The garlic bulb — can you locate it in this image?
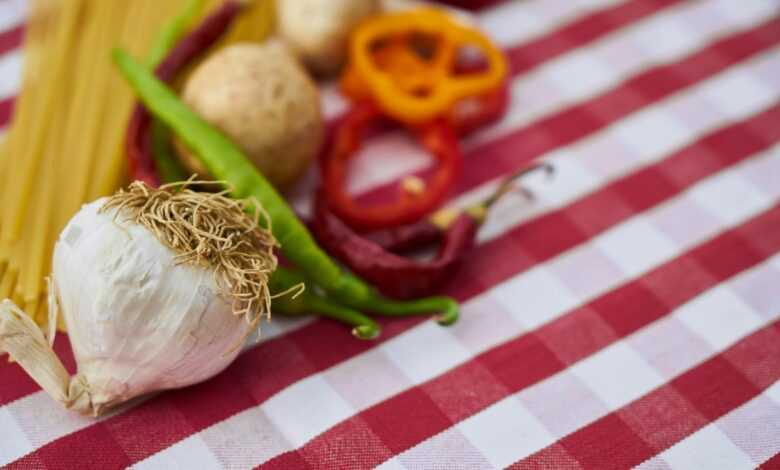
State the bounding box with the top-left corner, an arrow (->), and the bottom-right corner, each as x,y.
0,182 -> 278,416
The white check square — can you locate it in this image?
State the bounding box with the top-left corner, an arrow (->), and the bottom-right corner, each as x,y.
199,407 -> 291,469
594,216 -> 678,278
262,375 -> 355,447
687,171 -> 770,227
537,157 -> 599,208
0,407 -> 33,466
375,457 -> 410,470
571,341 -> 665,409
490,266 -> 579,330
381,321 -> 472,385
8,391 -> 95,447
633,15 -> 702,62
611,108 -> 691,162
458,397 -> 554,468
398,428 -> 495,470
661,425 -> 754,470
729,260 -> 780,321
675,287 -> 763,351
518,370 -> 609,439
478,1 -> 543,47
702,66 -> 779,121
765,380 -> 780,406
134,435 -> 222,470
544,51 -> 615,102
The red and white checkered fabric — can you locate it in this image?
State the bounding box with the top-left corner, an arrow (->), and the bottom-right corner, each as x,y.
1,0 -> 780,468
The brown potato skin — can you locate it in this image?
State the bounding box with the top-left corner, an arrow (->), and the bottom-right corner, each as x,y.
177,41 -> 324,191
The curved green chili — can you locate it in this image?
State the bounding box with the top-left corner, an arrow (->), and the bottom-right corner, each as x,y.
271,267 -> 380,339
145,0 -> 207,184
112,48 -> 459,325
151,120 -> 188,183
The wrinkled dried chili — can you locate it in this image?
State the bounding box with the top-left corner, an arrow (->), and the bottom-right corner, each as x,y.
312,163 -> 553,299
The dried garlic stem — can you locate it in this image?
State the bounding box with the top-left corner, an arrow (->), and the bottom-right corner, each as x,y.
0,300 -> 94,414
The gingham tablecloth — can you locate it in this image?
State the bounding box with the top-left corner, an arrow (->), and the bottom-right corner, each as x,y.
2,0 -> 780,468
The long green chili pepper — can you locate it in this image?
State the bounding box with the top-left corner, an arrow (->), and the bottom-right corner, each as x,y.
112,49 -> 459,325
151,121 -> 188,183
271,267 -> 380,339
145,0 -> 206,68
145,0 -> 206,184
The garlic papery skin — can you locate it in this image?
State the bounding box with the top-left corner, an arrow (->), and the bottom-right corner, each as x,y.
49,198 -> 248,414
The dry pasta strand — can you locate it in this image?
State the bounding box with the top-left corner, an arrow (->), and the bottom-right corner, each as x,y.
2,0 -> 82,243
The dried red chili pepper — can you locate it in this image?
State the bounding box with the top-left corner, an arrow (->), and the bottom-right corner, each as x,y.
366,217 -> 444,253
312,163 -> 553,299
125,1 -> 244,186
321,101 -> 463,231
369,162 -> 553,254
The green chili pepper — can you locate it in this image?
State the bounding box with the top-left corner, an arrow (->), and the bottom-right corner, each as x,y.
271,267 -> 380,339
144,0 -> 205,184
151,120 -> 188,183
112,48 -> 459,326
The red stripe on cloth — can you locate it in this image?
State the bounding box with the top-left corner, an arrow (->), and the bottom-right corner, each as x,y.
260,197 -> 780,469
0,24 -> 24,57
356,14 -> 780,209
512,319 -> 780,470
7,423 -> 132,470
761,452 -> 780,469
0,97 -> 15,128
13,66 -> 780,470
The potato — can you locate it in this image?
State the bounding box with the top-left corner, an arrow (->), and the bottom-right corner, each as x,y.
177,41 -> 323,191
277,0 -> 379,76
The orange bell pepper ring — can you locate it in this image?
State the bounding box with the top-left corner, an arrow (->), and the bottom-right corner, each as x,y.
341,7 -> 508,126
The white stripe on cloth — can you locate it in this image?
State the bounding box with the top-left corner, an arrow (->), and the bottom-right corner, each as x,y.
0,0 -> 25,36
0,49 -> 22,102
637,379 -> 780,470
131,49 -> 780,470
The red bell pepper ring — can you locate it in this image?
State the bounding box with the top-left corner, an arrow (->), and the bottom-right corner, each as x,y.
321,101 -> 463,231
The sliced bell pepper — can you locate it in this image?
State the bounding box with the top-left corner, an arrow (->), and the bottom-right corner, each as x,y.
341,7 -> 508,127
321,102 -> 462,231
